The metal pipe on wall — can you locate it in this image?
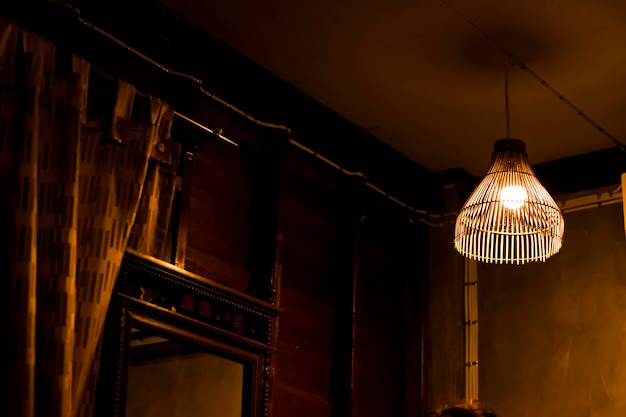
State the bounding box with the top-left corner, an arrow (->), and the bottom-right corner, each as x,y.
463,258 -> 479,403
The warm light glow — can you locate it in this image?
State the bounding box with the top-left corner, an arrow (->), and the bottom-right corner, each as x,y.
500,185 -> 528,209
454,139 -> 564,264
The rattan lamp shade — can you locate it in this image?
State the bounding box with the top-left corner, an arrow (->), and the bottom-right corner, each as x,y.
454,139 -> 564,264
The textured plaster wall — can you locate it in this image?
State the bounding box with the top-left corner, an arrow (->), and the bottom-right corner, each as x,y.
478,202 -> 626,417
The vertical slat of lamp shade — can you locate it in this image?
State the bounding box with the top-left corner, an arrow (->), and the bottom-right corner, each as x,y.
454,139 -> 564,264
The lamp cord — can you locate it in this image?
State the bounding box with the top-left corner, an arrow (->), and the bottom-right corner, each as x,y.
504,56 -> 510,138
439,0 -> 626,154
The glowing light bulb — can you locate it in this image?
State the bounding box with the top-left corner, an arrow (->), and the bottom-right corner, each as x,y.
500,185 -> 528,209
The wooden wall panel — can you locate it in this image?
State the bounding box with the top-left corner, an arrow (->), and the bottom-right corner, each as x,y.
355,209 -> 413,417
184,139 -> 254,292
274,162 -> 344,417
276,340 -> 333,398
279,170 -> 341,304
356,326 -> 404,417
274,383 -> 333,417
279,288 -> 334,355
169,125 -> 426,417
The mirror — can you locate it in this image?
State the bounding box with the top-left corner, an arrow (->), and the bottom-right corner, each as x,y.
95,250 -> 280,417
126,323 -> 247,417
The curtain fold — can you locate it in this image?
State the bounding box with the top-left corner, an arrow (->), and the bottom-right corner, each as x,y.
0,18 -> 176,417
127,103 -> 178,260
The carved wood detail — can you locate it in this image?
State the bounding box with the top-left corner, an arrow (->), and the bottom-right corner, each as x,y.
96,249 -> 281,417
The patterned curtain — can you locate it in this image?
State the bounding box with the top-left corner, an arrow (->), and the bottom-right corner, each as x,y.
0,18 -> 175,417
127,114 -> 180,260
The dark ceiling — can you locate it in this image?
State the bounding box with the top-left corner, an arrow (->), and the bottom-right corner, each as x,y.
159,0 -> 626,178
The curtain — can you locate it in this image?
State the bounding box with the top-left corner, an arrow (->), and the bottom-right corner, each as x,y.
127,116 -> 180,260
0,18 -> 175,417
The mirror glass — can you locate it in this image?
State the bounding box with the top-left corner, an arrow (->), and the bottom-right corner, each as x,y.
126,327 -> 245,417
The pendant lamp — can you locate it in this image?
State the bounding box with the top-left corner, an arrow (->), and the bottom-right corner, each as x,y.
453,60 -> 564,264
454,139 -> 564,264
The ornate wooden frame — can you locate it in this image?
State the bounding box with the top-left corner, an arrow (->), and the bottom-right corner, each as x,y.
95,249 -> 282,417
